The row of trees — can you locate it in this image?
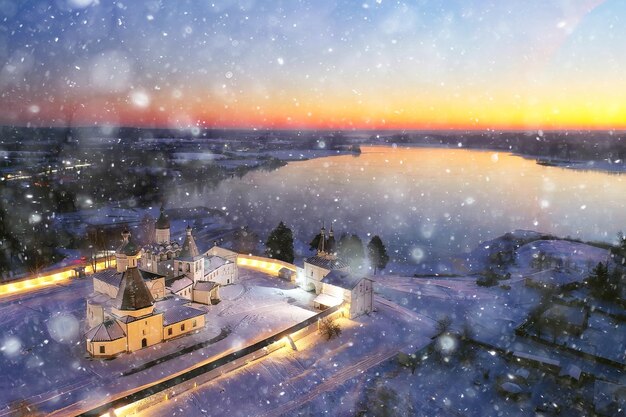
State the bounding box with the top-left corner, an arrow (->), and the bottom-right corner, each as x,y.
264,222 -> 390,274
583,231 -> 626,302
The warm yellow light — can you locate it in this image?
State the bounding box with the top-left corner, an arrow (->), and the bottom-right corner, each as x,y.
0,258 -> 116,299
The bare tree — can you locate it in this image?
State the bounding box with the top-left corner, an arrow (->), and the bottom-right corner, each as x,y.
319,318 -> 342,340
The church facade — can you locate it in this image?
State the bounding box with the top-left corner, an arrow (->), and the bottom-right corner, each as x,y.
302,224 -> 374,319
86,230 -> 205,358
85,207 -> 239,358
302,225 -> 349,293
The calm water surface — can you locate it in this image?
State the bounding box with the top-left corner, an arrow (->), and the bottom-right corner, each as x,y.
187,146 -> 626,265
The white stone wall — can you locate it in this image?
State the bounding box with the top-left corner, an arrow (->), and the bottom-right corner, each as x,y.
155,228 -> 170,244
349,279 -> 373,318
304,263 -> 331,294
205,263 -> 238,286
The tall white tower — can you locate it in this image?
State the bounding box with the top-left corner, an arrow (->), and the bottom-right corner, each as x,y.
155,205 -> 170,244
174,225 -> 204,282
116,230 -> 139,273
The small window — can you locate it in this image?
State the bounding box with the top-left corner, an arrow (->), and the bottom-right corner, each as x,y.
143,329 -> 146,335
192,319 -> 197,327
181,323 -> 185,331
99,346 -> 105,354
168,328 -> 172,336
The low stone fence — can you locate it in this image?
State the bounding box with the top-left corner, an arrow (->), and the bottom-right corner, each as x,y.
73,305 -> 344,417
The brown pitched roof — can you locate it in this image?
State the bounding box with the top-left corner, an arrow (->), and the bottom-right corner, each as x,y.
155,206 -> 170,229
114,266 -> 155,311
177,226 -> 200,261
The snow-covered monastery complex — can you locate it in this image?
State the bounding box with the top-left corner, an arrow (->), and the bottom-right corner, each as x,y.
85,208 -> 239,358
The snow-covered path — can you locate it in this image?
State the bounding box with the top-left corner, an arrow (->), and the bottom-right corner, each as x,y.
256,344 -> 401,417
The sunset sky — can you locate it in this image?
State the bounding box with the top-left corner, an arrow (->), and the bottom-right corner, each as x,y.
0,0 -> 625,130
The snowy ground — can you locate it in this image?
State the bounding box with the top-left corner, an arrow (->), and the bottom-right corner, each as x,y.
136,294 -> 437,417
527,311 -> 626,364
0,270 -> 316,414
135,255 -> 625,417
133,274 -> 537,417
1,232 -> 623,415
344,342 -> 596,417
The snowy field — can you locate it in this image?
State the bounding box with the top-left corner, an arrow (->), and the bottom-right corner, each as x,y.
0,270 -> 316,414
135,259 -> 625,417
135,293 -> 437,417
133,274 -> 538,417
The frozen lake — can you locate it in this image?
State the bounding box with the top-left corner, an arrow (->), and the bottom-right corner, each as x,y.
177,146 -> 626,266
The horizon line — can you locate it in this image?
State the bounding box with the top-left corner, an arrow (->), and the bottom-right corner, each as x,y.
2,123 -> 626,134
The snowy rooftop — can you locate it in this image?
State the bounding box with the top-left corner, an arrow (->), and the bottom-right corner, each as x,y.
168,277 -> 193,293
204,255 -> 229,273
93,269 -> 123,288
304,255 -> 349,270
162,305 -> 205,326
321,270 -> 368,290
177,228 -> 201,261
313,293 -> 343,307
559,364 -> 582,380
194,281 -> 218,292
542,304 -> 587,327
87,292 -> 114,306
142,241 -> 180,255
85,320 -> 125,342
594,380 -> 626,415
513,351 -> 560,368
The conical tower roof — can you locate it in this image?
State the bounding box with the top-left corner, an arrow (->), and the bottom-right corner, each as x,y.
114,267 -> 154,311
155,205 -> 170,229
326,224 -> 336,255
317,224 -> 326,254
177,225 -> 200,261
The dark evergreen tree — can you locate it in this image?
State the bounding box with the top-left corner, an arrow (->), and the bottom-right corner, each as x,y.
586,262 -> 616,301
309,233 -> 322,251
265,221 -> 294,263
233,226 -> 259,254
0,204 -> 19,275
612,232 -> 626,267
337,233 -> 364,268
367,235 -> 389,275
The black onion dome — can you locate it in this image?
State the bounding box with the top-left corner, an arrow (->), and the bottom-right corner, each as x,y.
155,206 -> 170,229
122,236 -> 140,256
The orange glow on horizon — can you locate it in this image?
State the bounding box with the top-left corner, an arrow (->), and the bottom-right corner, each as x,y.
4,81 -> 626,131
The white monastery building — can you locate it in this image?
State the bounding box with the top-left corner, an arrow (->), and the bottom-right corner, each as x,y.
302,225 -> 374,319
85,207 -> 239,358
301,225 -> 349,292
